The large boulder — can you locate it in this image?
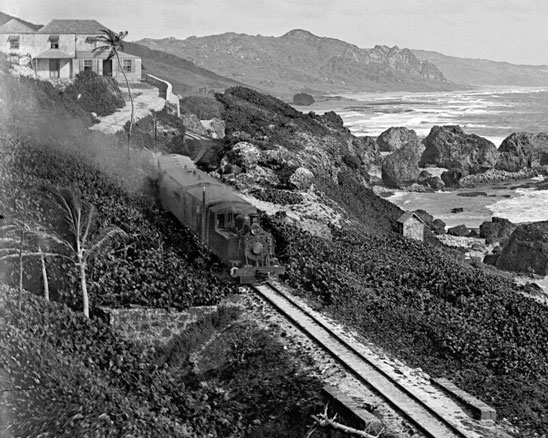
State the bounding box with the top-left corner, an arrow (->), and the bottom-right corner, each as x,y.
376,127 -> 418,152
417,173 -> 445,191
226,141 -> 260,171
479,217 -> 517,245
420,125 -> 498,174
293,93 -> 315,106
448,224 -> 469,237
381,142 -> 425,188
441,168 -> 467,187
350,136 -> 380,168
496,221 -> 548,274
496,132 -> 548,172
432,218 -> 446,235
181,113 -> 209,136
289,167 -> 314,190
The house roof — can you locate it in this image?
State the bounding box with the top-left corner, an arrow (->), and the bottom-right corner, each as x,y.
0,17 -> 39,33
34,49 -> 73,59
38,19 -> 110,34
396,211 -> 426,225
76,50 -> 140,60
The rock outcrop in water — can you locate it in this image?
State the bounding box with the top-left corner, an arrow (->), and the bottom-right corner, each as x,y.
496,221 -> 548,275
479,217 -> 517,245
419,125 -> 498,174
381,142 -> 425,187
376,127 -> 418,152
496,132 -> 548,172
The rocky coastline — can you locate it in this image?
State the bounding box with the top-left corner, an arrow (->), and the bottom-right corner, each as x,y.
374,124 -> 548,192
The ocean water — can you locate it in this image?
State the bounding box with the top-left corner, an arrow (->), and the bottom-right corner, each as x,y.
331,87 -> 548,147
317,87 -> 548,227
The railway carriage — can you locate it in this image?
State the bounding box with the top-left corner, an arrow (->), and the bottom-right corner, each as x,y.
158,154 -> 284,283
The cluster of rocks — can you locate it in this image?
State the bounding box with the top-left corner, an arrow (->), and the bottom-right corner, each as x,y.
379,125 -> 548,189
487,220 -> 548,275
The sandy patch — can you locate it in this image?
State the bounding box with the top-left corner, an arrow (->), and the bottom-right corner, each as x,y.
240,189 -> 345,238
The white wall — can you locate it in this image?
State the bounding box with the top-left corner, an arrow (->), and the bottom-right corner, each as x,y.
35,58 -> 72,79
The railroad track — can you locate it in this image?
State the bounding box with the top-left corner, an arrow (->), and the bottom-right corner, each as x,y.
252,282 -> 478,438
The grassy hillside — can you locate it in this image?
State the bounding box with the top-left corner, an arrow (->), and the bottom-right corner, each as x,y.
123,41 -> 246,96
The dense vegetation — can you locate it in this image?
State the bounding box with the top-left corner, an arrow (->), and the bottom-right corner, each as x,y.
117,107 -> 188,153
0,73 -> 326,436
180,95 -> 224,120
265,215 -> 548,437
64,70 -> 125,116
0,130 -> 233,311
0,287 -> 323,437
216,87 -> 345,145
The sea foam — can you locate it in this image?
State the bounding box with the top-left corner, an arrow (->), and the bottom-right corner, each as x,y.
487,189 -> 548,224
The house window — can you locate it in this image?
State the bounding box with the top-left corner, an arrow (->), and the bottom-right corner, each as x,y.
49,35 -> 59,49
83,60 -> 92,71
122,59 -> 132,72
8,36 -> 19,50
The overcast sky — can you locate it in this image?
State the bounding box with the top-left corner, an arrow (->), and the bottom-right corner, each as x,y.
2,0 -> 547,65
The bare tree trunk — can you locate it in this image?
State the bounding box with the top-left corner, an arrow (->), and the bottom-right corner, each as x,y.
39,246 -> 49,302
18,226 -> 24,312
78,258 -> 89,318
115,53 -> 134,163
311,415 -> 379,438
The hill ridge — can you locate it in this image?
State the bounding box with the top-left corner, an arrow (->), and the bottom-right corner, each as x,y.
136,28 -> 455,97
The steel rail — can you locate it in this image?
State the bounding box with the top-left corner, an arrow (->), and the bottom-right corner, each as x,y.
253,282 -> 477,438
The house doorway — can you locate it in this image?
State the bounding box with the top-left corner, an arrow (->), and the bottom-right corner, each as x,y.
49,59 -> 60,78
102,59 -> 113,77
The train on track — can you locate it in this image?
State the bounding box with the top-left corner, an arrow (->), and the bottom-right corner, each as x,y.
158,154 -> 285,283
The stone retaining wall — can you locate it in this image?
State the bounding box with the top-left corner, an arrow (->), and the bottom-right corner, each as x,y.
101,305 -> 218,347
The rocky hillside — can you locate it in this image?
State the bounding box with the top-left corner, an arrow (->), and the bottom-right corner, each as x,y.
137,29 -> 454,97
413,49 -> 548,86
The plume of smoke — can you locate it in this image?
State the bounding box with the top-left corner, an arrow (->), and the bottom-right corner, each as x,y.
0,71 -> 158,197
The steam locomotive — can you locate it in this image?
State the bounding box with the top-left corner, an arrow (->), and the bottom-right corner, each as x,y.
158,154 -> 285,283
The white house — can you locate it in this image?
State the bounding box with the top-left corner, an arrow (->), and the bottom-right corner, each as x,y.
0,17 -> 141,82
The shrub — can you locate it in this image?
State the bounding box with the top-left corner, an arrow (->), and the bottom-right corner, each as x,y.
64,70 -> 124,116
180,95 -> 224,119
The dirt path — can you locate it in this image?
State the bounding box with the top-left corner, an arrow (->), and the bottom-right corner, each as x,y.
90,85 -> 166,135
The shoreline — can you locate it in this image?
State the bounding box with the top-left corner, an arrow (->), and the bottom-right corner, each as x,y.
384,173 -> 547,229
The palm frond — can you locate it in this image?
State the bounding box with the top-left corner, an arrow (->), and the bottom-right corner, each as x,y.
25,229 -> 74,253
86,227 -> 128,259
81,203 -> 96,247
42,184 -> 90,242
0,251 -> 74,262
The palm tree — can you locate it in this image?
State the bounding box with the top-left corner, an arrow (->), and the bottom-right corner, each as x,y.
94,29 -> 134,160
41,185 -> 127,318
0,219 -> 60,310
